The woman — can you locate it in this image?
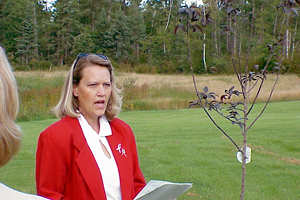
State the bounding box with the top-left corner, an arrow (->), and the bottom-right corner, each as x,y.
0,46 -> 47,199
36,53 -> 146,200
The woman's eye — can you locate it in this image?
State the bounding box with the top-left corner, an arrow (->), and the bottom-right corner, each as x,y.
104,83 -> 111,87
88,83 -> 97,87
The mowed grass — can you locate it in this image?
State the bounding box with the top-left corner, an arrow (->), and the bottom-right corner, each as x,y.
0,101 -> 299,199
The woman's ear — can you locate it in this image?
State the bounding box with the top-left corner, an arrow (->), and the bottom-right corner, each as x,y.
73,85 -> 79,97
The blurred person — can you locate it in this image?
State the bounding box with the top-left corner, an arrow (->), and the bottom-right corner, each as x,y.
36,53 -> 146,200
0,46 -> 47,199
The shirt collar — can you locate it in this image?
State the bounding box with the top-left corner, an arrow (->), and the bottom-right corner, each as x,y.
78,114 -> 112,137
99,115 -> 112,136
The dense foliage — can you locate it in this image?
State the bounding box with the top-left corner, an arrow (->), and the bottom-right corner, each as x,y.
0,0 -> 299,73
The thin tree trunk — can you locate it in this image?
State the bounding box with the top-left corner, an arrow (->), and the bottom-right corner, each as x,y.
218,19 -> 222,56
285,29 -> 289,58
214,20 -> 218,56
227,15 -> 231,52
91,0 -> 96,31
251,0 -> 255,38
164,0 -> 172,32
240,128 -> 247,200
239,39 -> 242,58
136,43 -> 140,60
212,0 -> 219,56
291,21 -> 298,59
203,33 -> 207,72
33,1 -> 39,59
259,6 -> 264,43
288,30 -> 290,58
61,32 -> 65,65
26,44 -> 29,65
187,17 -> 192,73
203,6 -> 207,72
233,15 -> 237,57
240,60 -> 249,200
273,11 -> 278,40
164,0 -> 173,54
107,0 -> 112,22
151,10 -> 157,33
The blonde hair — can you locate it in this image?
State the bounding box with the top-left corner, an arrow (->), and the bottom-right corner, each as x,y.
54,54 -> 122,121
0,46 -> 22,167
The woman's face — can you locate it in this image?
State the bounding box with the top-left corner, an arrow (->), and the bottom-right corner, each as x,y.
73,65 -> 112,123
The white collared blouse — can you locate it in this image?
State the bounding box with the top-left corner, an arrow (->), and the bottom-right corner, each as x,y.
78,115 -> 121,200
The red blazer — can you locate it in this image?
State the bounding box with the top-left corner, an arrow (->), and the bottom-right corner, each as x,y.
36,116 -> 146,200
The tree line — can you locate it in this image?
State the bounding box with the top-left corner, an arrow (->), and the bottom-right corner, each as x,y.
0,0 -> 299,73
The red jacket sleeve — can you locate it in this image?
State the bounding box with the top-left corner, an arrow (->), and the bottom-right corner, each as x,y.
36,126 -> 71,200
121,121 -> 146,197
132,139 -> 146,197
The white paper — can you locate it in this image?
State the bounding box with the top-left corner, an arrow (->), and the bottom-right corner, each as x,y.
0,183 -> 48,200
237,146 -> 251,164
134,180 -> 192,200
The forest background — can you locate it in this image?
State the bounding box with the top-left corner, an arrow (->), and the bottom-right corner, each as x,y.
1,2 -> 300,199
0,0 -> 300,74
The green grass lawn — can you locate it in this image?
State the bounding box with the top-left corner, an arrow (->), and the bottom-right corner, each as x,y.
0,101 -> 299,199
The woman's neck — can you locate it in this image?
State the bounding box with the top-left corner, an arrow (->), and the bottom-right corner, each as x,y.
83,115 -> 100,133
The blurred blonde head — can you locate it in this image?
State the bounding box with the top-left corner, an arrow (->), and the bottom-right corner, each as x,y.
54,54 -> 122,121
0,46 -> 22,167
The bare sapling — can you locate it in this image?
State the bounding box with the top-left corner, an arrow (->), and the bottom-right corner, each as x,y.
174,0 -> 298,199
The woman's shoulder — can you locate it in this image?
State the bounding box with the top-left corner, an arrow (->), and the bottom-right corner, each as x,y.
39,116 -> 79,139
110,117 -> 131,130
110,117 -> 137,139
0,183 -> 48,200
45,116 -> 78,130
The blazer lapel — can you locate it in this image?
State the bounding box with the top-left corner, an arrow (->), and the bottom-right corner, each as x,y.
71,118 -> 107,200
107,125 -> 131,199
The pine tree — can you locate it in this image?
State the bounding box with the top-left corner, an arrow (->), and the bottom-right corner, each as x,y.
53,0 -> 81,64
15,1 -> 36,64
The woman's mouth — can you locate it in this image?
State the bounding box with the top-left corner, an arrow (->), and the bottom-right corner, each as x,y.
95,100 -> 106,108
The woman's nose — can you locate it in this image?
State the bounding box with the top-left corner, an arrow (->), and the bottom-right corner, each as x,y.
96,86 -> 105,96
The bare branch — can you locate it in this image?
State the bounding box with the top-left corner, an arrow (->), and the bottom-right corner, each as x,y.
247,72 -> 279,131
262,51 -> 277,72
247,78 -> 264,115
246,46 -> 278,114
273,7 -> 279,38
190,56 -> 242,153
232,57 -> 242,86
247,79 -> 259,93
213,106 -> 244,127
191,73 -> 201,98
202,105 -> 243,152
